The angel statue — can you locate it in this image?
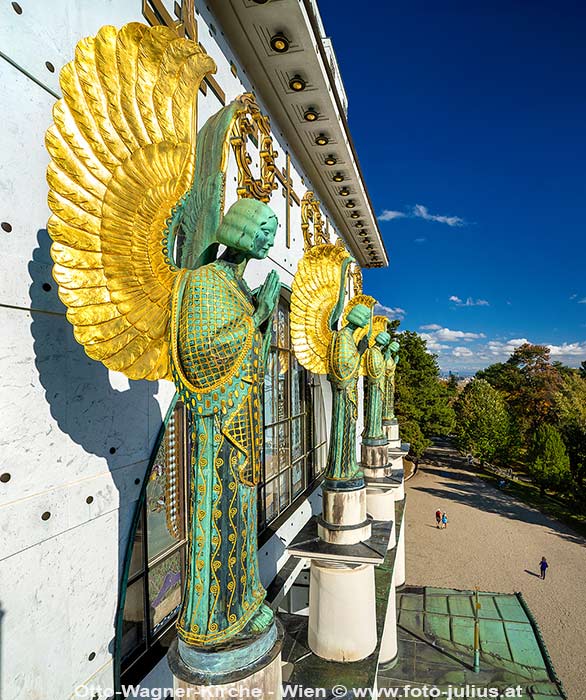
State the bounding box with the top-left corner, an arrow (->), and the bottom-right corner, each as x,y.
361,315 -> 392,445
383,333 -> 401,423
290,245 -> 375,488
45,23 -> 281,665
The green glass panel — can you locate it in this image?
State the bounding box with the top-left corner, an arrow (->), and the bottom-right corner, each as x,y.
148,551 -> 183,635
121,579 -> 145,659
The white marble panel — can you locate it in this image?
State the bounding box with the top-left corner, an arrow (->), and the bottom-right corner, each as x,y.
0,459 -> 146,560
0,510 -> 120,700
0,0 -> 141,95
0,61 -> 62,313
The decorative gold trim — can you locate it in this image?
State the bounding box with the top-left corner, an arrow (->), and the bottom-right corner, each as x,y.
351,263 -> 363,296
230,93 -> 278,203
301,191 -> 328,250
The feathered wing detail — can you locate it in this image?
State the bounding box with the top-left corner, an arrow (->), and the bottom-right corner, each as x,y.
370,315 -> 389,347
46,23 -> 216,380
290,244 -> 352,375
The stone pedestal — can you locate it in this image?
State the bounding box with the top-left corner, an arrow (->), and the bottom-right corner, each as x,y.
379,568 -> 398,665
361,441 -> 393,480
318,485 -> 372,545
308,560 -> 377,662
384,419 -> 401,448
168,620 -> 283,699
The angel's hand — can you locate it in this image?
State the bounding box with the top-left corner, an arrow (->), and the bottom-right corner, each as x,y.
254,270 -> 281,329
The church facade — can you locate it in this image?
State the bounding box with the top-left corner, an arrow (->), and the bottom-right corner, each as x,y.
0,1 -> 399,697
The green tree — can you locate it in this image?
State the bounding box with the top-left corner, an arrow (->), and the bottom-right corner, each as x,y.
395,331 -> 455,457
477,344 -> 562,447
528,424 -> 571,496
553,372 -> 586,494
454,378 -> 511,463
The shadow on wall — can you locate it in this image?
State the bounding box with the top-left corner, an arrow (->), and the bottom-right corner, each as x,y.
28,228 -> 164,681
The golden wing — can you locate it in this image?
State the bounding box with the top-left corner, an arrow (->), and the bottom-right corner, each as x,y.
370,314 -> 389,347
46,23 -> 215,380
291,244 -> 352,375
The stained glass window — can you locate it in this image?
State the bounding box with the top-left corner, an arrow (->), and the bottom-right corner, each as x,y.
120,401 -> 189,676
259,297 -> 327,527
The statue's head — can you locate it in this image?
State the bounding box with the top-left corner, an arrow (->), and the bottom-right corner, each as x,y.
345,303 -> 371,329
217,199 -> 278,260
375,331 -> 391,348
389,340 -> 400,354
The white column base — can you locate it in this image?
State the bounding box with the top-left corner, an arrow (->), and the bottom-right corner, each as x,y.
395,511 -> 406,588
379,568 -> 398,665
308,560 -> 377,662
365,488 -> 396,549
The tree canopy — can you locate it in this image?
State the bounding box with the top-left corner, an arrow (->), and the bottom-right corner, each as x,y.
394,330 -> 455,457
454,378 -> 511,463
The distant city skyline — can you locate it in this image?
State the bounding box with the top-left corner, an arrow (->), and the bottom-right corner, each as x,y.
318,0 -> 586,373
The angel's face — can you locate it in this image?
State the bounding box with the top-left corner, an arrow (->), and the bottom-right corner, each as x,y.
250,215 -> 278,259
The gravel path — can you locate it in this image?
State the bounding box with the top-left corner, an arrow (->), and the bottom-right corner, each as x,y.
404,439 -> 586,699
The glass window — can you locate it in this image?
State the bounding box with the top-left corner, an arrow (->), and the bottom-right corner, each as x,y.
259,298 -> 327,527
121,401 -> 189,671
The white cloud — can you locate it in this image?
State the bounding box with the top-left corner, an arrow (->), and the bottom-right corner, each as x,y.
452,346 -> 474,357
420,323 -> 442,331
486,338 -> 529,356
420,334 -> 450,352
414,237 -> 427,244
578,298 -> 586,304
378,210 -> 406,221
378,203 -> 465,227
449,295 -> 489,307
373,303 -> 405,320
412,204 -> 464,227
433,327 -> 485,342
548,342 -> 586,356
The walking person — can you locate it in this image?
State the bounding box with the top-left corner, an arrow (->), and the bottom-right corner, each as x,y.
539,557 -> 548,580
435,508 -> 442,528
441,512 -> 448,529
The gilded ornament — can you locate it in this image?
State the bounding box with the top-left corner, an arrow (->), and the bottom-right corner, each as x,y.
301,191 -> 328,250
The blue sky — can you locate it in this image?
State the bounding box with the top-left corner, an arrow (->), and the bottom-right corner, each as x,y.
318,0 -> 586,373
